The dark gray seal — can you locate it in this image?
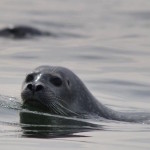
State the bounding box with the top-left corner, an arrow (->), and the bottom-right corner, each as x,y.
21,66 -> 150,122
0,25 -> 51,38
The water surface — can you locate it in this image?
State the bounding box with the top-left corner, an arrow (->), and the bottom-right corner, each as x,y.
0,0 -> 150,149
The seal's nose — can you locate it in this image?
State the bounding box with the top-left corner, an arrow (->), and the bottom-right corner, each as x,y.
26,83 -> 44,92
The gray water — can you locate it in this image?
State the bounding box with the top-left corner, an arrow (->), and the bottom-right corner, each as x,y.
0,0 -> 150,149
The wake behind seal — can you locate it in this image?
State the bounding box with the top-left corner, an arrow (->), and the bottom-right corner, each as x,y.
21,66 -> 150,123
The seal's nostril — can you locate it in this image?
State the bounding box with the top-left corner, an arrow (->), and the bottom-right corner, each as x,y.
27,84 -> 33,91
26,83 -> 43,92
35,85 -> 44,92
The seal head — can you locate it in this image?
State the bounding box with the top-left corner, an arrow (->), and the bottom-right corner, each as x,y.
21,65 -> 107,117
21,66 -> 87,116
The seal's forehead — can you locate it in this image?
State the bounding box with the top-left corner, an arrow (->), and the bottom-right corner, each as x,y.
34,65 -> 56,73
32,65 -> 77,81
33,65 -> 71,75
34,66 -> 53,71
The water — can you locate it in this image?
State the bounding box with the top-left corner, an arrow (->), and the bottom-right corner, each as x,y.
0,0 -> 150,149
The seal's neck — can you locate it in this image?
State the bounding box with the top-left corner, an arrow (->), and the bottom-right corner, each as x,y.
71,77 -> 150,122
89,98 -> 150,122
76,90 -> 150,122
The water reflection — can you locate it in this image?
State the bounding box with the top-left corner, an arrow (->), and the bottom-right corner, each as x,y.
20,110 -> 102,138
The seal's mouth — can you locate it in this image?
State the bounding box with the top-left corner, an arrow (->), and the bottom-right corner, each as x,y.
23,98 -> 49,111
23,98 -> 41,106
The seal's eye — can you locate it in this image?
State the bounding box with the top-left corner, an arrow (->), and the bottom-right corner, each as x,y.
26,74 -> 34,82
50,77 -> 62,87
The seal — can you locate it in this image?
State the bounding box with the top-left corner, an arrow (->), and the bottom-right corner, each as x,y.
21,66 -> 150,122
0,25 -> 51,38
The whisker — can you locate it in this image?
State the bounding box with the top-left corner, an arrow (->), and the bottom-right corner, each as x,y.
52,101 -> 67,116
45,90 -> 79,116
54,102 -> 68,116
49,103 -> 59,115
56,97 -> 80,116
51,102 -> 62,115
55,100 -> 79,116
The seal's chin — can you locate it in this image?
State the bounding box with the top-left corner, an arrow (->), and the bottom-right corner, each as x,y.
22,98 -> 49,111
23,98 -> 41,106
